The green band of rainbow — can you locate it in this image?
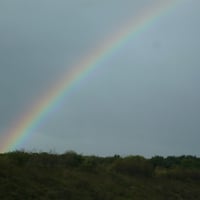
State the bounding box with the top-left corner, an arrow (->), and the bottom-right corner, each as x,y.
0,0 -> 179,153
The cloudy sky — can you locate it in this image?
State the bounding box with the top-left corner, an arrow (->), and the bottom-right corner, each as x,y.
0,0 -> 200,157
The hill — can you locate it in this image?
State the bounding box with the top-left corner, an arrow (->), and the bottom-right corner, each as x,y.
0,151 -> 200,199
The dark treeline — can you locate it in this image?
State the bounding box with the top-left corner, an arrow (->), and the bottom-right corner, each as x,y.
0,150 -> 200,199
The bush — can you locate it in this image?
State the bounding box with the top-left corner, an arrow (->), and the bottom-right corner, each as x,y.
61,151 -> 83,168
112,156 -> 153,177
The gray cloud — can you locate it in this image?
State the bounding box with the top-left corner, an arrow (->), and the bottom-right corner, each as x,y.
0,0 -> 200,156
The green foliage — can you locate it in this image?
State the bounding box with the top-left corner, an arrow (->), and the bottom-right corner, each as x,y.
112,156 -> 154,177
81,156 -> 99,172
5,150 -> 31,166
150,156 -> 165,168
61,150 -> 83,168
0,151 -> 200,199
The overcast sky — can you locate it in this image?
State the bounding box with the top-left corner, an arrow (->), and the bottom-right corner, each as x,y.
0,0 -> 200,157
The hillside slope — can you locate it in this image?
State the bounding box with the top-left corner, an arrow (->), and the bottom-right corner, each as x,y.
0,151 -> 200,199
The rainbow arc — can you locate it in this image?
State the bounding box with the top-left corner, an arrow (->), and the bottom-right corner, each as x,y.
0,0 -> 179,153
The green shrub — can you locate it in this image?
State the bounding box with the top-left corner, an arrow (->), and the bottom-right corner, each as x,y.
112,156 -> 154,177
61,151 -> 83,167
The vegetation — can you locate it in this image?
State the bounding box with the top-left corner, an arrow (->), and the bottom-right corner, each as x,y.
0,150 -> 200,199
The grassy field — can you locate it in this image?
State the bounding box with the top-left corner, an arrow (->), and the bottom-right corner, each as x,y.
0,151 -> 200,199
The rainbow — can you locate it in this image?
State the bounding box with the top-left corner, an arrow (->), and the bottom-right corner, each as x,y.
0,0 -> 179,153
